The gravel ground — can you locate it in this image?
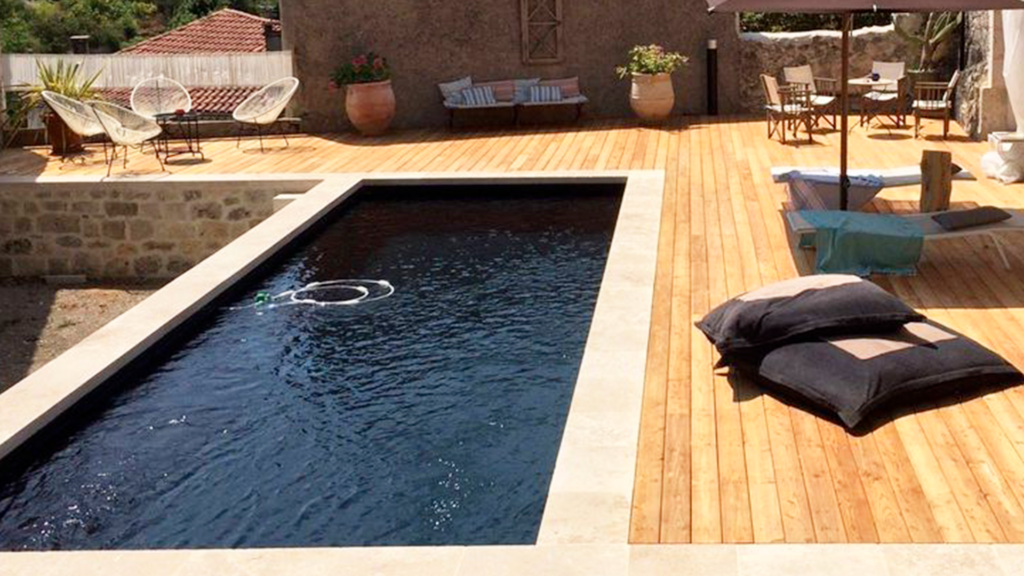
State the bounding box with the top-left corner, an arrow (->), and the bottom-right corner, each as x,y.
0,279 -> 164,392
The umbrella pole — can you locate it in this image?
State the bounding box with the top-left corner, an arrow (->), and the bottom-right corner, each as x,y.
840,12 -> 851,211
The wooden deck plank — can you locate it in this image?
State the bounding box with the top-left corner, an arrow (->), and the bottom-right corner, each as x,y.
7,117 -> 1024,544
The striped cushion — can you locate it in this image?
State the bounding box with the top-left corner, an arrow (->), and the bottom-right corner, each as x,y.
529,85 -> 563,103
460,86 -> 498,107
540,77 -> 580,98
475,80 -> 515,102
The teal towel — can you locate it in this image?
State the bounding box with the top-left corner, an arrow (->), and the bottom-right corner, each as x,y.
797,211 -> 925,276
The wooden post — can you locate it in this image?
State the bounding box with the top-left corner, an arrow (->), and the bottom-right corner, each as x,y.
921,150 -> 954,212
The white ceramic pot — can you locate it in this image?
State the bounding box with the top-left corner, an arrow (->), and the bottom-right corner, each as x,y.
630,73 -> 675,123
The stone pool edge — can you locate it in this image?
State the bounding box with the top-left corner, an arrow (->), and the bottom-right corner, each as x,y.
0,170 -> 662,564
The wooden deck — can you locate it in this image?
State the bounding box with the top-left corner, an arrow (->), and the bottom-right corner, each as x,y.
5,117 -> 1024,544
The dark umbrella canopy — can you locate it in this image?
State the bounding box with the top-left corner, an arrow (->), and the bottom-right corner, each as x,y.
708,0 -> 1024,11
708,0 -> 1024,210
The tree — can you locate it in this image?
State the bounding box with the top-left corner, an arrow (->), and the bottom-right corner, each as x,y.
169,0 -> 277,28
740,12 -> 894,32
1,0 -> 155,53
0,0 -> 277,53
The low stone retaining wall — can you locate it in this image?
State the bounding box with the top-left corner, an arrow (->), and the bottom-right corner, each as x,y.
0,178 -> 318,279
737,24 -> 916,113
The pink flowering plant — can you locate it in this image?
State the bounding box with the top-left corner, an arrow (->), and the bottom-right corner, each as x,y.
616,44 -> 688,79
331,52 -> 391,87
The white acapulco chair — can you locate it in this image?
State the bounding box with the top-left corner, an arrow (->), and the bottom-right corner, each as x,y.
86,100 -> 165,176
232,77 -> 300,152
130,76 -> 193,119
40,91 -> 108,162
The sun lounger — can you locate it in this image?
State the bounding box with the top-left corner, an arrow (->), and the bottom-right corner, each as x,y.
786,208 -> 1024,270
772,166 -> 976,211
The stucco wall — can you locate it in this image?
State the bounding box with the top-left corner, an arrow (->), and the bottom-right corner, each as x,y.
280,0 -> 741,130
0,180 -> 314,279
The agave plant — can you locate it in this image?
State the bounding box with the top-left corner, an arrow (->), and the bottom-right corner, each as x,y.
895,12 -> 963,73
21,59 -> 102,108
2,60 -> 103,149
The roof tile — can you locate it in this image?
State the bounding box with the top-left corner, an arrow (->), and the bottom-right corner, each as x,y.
120,8 -> 280,54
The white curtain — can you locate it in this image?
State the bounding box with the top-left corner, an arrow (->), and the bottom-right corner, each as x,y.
1005,10 -> 1024,135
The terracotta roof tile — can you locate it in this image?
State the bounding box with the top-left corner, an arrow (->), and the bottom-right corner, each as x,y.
98,86 -> 258,116
120,8 -> 280,54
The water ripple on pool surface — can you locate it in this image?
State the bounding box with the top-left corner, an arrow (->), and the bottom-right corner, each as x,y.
0,185 -> 622,549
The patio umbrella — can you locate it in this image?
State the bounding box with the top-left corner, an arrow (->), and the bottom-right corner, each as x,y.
706,0 -> 1024,210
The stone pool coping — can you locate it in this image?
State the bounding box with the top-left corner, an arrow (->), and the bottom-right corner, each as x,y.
0,170 -> 664,569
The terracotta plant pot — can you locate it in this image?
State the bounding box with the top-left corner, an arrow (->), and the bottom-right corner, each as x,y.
345,80 -> 396,136
45,113 -> 83,156
630,73 -> 675,123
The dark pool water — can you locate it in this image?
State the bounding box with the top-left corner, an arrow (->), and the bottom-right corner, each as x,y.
0,184 -> 622,550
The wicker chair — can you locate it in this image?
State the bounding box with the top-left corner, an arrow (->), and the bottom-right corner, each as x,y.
913,71 -> 960,139
761,74 -> 814,145
783,64 -> 838,130
861,61 -> 908,129
130,76 -> 193,119
87,101 -> 165,176
232,77 -> 300,152
40,91 -> 107,161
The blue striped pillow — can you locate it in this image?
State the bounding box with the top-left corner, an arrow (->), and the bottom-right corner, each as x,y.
529,85 -> 563,103
459,86 -> 497,107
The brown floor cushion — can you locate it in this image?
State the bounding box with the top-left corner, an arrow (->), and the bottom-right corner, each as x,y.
730,320 -> 1021,429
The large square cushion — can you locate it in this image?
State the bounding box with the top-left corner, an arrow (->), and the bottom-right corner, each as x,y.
732,320 -> 1021,429
697,274 -> 923,356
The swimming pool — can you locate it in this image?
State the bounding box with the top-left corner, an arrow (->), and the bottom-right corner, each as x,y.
0,183 -> 623,549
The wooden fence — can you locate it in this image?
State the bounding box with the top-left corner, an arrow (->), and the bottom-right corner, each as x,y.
1,51 -> 293,89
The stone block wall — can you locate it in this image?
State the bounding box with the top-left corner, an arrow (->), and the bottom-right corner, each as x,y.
737,25 -> 915,113
959,11 -> 992,137
0,180 -> 313,279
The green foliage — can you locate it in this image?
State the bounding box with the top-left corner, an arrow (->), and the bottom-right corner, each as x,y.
0,0 -> 41,52
26,58 -> 103,99
3,60 -> 103,148
168,0 -> 276,28
331,53 -> 391,86
1,0 -> 154,53
894,12 -> 963,72
0,0 -> 278,53
740,12 -> 894,32
616,44 -> 689,79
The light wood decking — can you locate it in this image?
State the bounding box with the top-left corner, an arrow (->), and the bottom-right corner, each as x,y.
4,117 -> 1024,544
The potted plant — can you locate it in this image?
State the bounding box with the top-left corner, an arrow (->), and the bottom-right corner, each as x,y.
895,12 -> 963,87
616,44 -> 689,123
10,60 -> 101,155
331,52 -> 395,136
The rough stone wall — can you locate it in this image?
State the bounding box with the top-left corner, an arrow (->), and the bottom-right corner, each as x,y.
737,25 -> 915,113
280,0 -> 742,130
0,183 -> 282,279
959,12 -> 991,138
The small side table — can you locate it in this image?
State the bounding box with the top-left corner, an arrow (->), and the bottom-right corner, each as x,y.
155,112 -> 205,161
